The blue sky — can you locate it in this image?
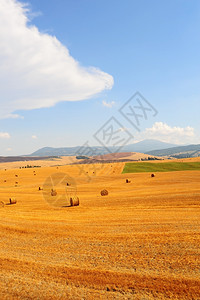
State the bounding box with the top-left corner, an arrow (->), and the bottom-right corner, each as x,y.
0,0 -> 200,155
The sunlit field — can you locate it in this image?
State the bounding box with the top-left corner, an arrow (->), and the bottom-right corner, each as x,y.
0,158 -> 200,299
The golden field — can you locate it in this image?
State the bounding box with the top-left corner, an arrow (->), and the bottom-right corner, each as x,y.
0,158 -> 200,299
0,156 -> 78,170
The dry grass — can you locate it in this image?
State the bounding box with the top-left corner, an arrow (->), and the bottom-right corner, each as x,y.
0,157 -> 200,299
0,156 -> 78,170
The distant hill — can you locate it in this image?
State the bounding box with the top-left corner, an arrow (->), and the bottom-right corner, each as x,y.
74,152 -> 162,164
30,139 -> 178,157
30,146 -> 109,157
0,156 -> 56,163
146,144 -> 200,158
123,139 -> 177,153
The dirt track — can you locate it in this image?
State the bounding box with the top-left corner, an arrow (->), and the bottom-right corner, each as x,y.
0,159 -> 200,299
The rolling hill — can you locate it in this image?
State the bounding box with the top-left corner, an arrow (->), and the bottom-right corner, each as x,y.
146,143 -> 200,158
30,139 -> 178,157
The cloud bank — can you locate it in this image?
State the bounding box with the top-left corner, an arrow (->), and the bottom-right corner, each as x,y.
0,0 -> 114,118
0,132 -> 10,139
136,122 -> 199,144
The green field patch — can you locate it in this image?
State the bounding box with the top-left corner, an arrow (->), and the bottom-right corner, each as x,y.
122,161 -> 200,173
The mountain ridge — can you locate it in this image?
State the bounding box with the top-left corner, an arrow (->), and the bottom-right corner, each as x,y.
29,139 -> 179,157
146,143 -> 200,157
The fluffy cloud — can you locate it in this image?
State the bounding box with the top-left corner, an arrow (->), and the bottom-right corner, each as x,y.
102,100 -> 115,108
146,122 -> 194,137
0,0 -> 114,118
32,135 -> 37,139
0,132 -> 10,139
137,122 -> 199,144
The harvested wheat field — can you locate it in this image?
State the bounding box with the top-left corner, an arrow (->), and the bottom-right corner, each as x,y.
0,156 -> 78,170
0,158 -> 200,299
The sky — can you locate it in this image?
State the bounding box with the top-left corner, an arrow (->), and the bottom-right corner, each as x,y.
0,0 -> 200,155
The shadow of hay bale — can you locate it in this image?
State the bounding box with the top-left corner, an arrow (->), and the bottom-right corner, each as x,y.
6,198 -> 17,205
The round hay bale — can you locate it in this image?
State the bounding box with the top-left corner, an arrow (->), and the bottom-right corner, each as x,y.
38,187 -> 43,191
70,196 -> 79,206
51,189 -> 57,196
101,189 -> 108,196
9,198 -> 17,204
151,173 -> 155,178
0,201 -> 4,207
126,179 -> 131,183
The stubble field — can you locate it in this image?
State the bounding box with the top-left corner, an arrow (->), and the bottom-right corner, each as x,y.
0,158 -> 200,299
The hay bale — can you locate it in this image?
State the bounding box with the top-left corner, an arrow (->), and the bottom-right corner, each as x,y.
38,187 -> 43,191
0,201 -> 4,207
70,196 -> 79,206
4,180 -> 6,183
9,198 -> 17,204
66,182 -> 71,186
51,189 -> 57,196
101,189 -> 108,196
126,179 -> 131,183
15,175 -> 18,177
151,173 -> 155,178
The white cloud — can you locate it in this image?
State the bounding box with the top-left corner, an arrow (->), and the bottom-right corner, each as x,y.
32,135 -> 37,139
136,122 -> 199,144
146,122 -> 194,137
102,100 -> 115,108
0,132 -> 10,139
1,113 -> 24,119
119,127 -> 129,132
0,0 -> 114,118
